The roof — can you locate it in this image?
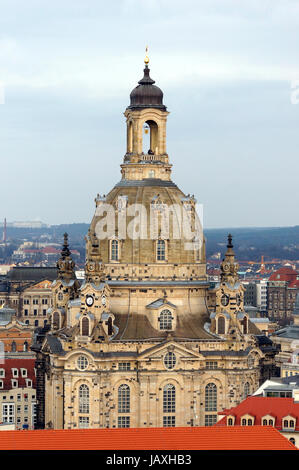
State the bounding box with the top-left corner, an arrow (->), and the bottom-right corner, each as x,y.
217,396 -> 299,431
0,359 -> 36,390
7,267 -> 57,282
269,267 -> 298,284
0,426 -> 294,450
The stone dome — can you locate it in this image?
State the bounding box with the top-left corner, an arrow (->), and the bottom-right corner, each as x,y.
129,65 -> 166,111
89,179 -> 206,282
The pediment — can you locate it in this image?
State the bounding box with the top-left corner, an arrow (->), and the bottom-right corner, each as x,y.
139,341 -> 203,361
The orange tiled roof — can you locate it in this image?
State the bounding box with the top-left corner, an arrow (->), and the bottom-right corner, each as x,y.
217,396 -> 299,431
0,426 -> 295,450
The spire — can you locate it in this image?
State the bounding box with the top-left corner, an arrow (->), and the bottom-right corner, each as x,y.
220,233 -> 239,286
144,45 -> 149,65
227,233 -> 233,249
61,233 -> 71,259
57,233 -> 76,281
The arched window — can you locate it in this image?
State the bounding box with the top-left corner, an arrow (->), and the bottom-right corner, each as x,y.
244,382 -> 250,399
217,316 -> 225,334
269,419 -> 274,426
163,384 -> 176,413
159,310 -> 172,330
263,419 -> 267,425
156,239 -> 166,261
283,419 -> 289,428
23,342 -> 28,352
241,419 -> 247,426
290,420 -> 295,428
79,384 -> 89,413
53,312 -> 60,330
107,317 -> 113,335
81,316 -> 89,336
247,419 -> 253,426
111,240 -> 119,261
243,316 -> 248,334
205,383 -> 217,412
118,384 -> 130,413
228,418 -> 233,426
11,341 -> 16,352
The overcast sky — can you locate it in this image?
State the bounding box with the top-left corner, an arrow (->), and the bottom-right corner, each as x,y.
0,0 -> 299,228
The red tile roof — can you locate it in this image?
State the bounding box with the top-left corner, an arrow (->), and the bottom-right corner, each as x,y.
0,359 -> 36,391
269,267 -> 298,283
217,396 -> 299,431
0,426 -> 294,450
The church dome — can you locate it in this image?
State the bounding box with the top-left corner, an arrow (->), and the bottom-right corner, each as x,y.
129,65 -> 166,110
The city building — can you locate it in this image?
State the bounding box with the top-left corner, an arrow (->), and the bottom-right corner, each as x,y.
268,267 -> 299,324
32,57 -> 270,431
216,395 -> 299,447
0,359 -> 36,430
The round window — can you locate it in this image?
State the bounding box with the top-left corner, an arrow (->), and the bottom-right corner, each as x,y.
164,351 -> 176,370
77,355 -> 89,371
221,294 -> 229,306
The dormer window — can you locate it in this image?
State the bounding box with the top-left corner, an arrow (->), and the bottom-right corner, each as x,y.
159,309 -> 173,330
283,417 -> 296,429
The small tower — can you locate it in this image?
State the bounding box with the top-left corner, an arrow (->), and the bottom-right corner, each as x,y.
122,48 -> 172,181
210,235 -> 248,338
50,233 -> 80,330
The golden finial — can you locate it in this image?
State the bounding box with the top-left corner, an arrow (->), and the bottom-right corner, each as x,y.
144,45 -> 149,65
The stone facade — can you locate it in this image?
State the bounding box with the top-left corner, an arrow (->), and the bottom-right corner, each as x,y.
33,57 -> 268,430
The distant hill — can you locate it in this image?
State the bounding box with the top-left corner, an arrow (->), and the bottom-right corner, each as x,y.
3,224 -> 299,262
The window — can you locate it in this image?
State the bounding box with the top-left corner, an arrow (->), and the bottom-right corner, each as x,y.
156,239 -> 166,261
24,309 -> 28,316
34,320 -> 39,327
53,312 -> 60,330
23,342 -> 28,352
241,419 -> 247,426
42,309 -> 47,316
118,384 -> 130,413
247,419 -> 253,426
26,379 -> 32,387
42,299 -> 48,305
11,342 -> 16,353
111,240 -> 119,261
77,355 -> 89,371
163,416 -> 175,427
217,316 -> 225,334
164,352 -> 176,370
81,316 -> 89,336
79,384 -> 89,413
12,380 -> 18,388
290,438 -> 296,445
58,293 -> 63,301
0,380 -> 3,389
263,419 -> 267,425
159,309 -> 172,330
163,384 -> 175,413
78,416 -> 89,429
227,417 -> 234,426
269,419 -> 274,426
118,416 -> 130,428
24,299 -> 30,305
12,368 -> 18,378
205,383 -> 217,412
247,355 -> 255,368
0,369 -> 5,378
2,404 -> 15,423
206,362 -> 218,370
33,299 -> 38,305
244,382 -> 250,399
205,415 -> 217,426
119,363 -> 131,371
